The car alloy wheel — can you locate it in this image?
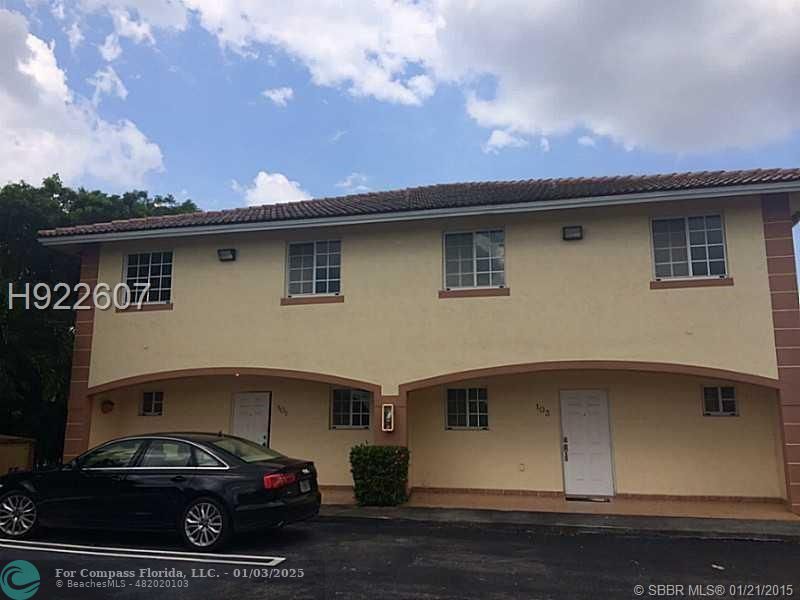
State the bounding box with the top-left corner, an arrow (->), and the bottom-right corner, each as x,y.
184,501 -> 224,548
0,493 -> 37,537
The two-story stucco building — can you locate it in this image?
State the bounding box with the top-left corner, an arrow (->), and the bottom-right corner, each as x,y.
39,168 -> 800,515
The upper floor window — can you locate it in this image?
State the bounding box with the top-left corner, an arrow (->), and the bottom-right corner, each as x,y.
444,230 -> 505,289
124,251 -> 173,304
140,391 -> 164,416
652,216 -> 726,279
331,388 -> 370,429
446,388 -> 488,429
287,241 -> 341,296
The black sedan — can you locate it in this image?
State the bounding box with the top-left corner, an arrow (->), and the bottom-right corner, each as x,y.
0,432 -> 321,550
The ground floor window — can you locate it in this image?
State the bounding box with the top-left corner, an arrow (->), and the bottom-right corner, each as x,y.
331,388 -> 371,428
446,388 -> 488,429
702,386 -> 737,416
140,391 -> 164,416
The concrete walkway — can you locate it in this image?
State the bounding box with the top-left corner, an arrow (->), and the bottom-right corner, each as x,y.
321,486 -> 799,520
319,504 -> 800,542
408,490 -> 799,520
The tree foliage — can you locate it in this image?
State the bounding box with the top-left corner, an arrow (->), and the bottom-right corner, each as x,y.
0,175 -> 198,464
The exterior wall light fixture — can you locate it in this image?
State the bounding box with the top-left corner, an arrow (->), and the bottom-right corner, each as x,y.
217,248 -> 237,262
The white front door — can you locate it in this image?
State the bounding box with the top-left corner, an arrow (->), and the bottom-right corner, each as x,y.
233,392 -> 272,447
560,390 -> 614,497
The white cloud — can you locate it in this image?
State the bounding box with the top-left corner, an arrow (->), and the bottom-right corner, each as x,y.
440,0 -> 800,152
68,1 -> 800,153
407,74 -> 435,100
335,172 -> 371,194
482,129 -> 528,154
88,65 -> 128,105
577,135 -> 596,148
233,170 -> 310,206
51,1 -> 65,20
539,137 -> 550,152
0,9 -> 163,188
109,8 -> 154,44
94,7 -> 156,61
98,33 -> 121,61
261,86 -> 294,107
66,22 -> 84,50
329,129 -> 347,143
77,0 -> 441,105
78,0 -> 188,31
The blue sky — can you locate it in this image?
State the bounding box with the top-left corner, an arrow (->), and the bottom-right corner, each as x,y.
2,1 -> 799,211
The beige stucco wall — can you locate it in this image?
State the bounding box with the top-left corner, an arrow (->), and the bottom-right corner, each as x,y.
408,371 -> 786,499
88,194 -> 776,394
86,370 -> 785,498
88,376 -> 368,486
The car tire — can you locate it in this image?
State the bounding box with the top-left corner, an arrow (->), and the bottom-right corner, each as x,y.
0,490 -> 39,540
179,496 -> 231,552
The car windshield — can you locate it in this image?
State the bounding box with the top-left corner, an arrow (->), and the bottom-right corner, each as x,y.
210,437 -> 284,463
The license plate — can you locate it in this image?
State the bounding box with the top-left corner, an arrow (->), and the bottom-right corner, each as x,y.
299,480 -> 311,493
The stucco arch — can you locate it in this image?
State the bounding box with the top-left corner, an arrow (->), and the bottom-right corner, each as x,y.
398,360 -> 780,395
87,367 -> 382,397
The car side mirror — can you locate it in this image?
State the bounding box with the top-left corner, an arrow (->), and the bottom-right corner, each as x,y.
61,459 -> 78,471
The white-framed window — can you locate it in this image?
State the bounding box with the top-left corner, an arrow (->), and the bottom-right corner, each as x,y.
651,215 -> 727,279
124,251 -> 173,304
331,388 -> 370,428
140,391 -> 164,416
446,388 -> 488,429
703,386 -> 737,416
444,230 -> 505,289
287,241 -> 341,296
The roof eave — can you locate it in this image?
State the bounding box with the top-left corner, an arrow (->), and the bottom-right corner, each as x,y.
38,180 -> 800,247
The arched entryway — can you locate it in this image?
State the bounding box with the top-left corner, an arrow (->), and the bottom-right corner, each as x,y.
80,367 -> 382,489
397,361 -> 785,509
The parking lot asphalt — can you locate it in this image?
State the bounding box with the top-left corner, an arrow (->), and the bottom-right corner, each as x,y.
1,517 -> 799,599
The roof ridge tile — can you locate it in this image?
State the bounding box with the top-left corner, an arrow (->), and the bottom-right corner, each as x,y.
38,167 -> 800,238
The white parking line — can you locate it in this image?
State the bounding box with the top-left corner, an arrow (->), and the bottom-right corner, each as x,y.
0,539 -> 285,567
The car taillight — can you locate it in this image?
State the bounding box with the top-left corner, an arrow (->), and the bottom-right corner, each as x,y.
263,472 -> 297,490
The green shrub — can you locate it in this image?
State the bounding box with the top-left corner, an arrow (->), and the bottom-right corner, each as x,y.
349,444 -> 409,506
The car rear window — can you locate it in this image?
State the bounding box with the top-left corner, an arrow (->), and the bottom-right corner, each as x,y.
140,440 -> 192,467
210,437 -> 284,463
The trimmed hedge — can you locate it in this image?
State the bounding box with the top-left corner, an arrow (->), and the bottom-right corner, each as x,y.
349,444 -> 410,506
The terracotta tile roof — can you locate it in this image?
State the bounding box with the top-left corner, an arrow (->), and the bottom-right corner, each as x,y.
39,168 -> 800,239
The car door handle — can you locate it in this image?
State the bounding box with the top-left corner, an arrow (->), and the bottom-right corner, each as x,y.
171,475 -> 187,483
